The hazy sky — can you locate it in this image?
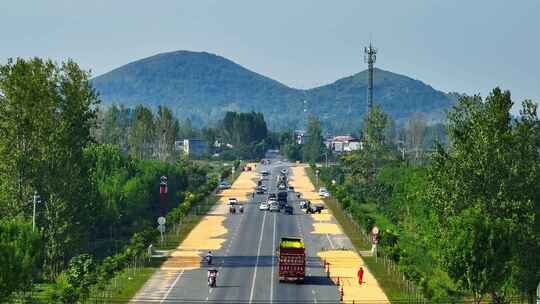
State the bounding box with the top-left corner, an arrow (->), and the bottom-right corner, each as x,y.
1,0 -> 539,113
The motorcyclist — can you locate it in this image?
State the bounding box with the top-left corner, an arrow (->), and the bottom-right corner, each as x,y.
239,205 -> 244,213
206,251 -> 213,265
207,268 -> 218,287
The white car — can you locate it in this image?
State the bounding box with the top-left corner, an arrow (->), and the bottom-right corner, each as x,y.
228,197 -> 238,205
259,202 -> 269,211
318,188 -> 330,198
269,202 -> 280,212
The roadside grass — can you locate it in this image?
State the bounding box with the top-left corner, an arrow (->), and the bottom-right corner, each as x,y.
306,167 -> 412,303
101,257 -> 166,304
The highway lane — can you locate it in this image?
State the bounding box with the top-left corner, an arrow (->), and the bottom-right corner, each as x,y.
155,156 -> 340,303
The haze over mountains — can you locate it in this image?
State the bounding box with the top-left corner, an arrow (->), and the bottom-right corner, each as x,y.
92,50 -> 458,132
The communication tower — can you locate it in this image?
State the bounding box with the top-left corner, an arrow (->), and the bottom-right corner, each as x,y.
364,42 -> 377,111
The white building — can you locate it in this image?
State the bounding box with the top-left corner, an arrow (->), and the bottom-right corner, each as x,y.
329,135 -> 362,153
175,139 -> 208,156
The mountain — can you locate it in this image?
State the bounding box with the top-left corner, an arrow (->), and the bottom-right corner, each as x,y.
91,50 -> 457,132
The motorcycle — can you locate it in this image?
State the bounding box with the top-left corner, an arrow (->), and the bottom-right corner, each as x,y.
208,270 -> 217,287
239,206 -> 244,213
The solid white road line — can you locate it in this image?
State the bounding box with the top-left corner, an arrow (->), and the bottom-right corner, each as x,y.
248,210 -> 267,303
159,269 -> 185,304
326,233 -> 335,249
270,212 -> 277,303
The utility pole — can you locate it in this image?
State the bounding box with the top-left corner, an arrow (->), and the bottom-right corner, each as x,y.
32,191 -> 41,232
364,42 -> 377,111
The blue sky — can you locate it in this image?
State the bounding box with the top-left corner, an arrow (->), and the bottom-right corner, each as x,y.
1,0 -> 539,113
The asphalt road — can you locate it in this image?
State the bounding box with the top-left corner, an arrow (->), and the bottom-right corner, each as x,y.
159,155 -> 342,303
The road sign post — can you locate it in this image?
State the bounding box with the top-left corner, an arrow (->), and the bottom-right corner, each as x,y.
157,217 -> 166,245
158,224 -> 166,245
371,226 -> 379,259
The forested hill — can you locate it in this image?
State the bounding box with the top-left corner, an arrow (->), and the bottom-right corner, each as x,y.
92,50 -> 457,132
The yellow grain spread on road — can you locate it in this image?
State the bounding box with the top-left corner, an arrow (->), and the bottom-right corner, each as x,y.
312,223 -> 342,234
310,209 -> 333,222
161,164 -> 257,270
290,165 -> 389,303
319,250 -> 390,303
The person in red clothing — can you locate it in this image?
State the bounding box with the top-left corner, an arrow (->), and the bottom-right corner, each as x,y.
357,267 -> 364,285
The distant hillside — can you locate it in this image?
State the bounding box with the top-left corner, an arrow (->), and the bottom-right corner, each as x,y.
306,69 -> 456,131
92,50 -> 457,131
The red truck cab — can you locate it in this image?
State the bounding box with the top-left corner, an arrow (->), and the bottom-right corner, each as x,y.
278,237 -> 306,282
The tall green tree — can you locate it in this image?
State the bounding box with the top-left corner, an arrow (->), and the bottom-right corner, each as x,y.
155,105 -> 179,162
363,105 -> 389,147
427,89 -> 540,303
303,115 -> 324,163
342,106 -> 396,185
100,104 -> 131,153
406,113 -> 427,161
0,58 -> 99,278
128,105 -> 155,160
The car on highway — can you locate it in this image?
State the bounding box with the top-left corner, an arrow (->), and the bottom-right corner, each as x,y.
288,186 -> 295,192
318,187 -> 330,198
280,168 -> 287,175
268,193 -> 277,200
261,185 -> 268,191
259,202 -> 269,211
218,181 -> 231,190
256,186 -> 265,194
278,183 -> 287,190
269,202 -> 280,212
284,205 -> 293,215
306,205 -> 325,214
228,197 -> 238,205
261,170 -> 270,176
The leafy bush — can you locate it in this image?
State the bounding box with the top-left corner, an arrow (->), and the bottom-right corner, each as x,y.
0,218 -> 42,300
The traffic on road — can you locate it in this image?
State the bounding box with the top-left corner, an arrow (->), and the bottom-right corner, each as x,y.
131,153 -> 388,303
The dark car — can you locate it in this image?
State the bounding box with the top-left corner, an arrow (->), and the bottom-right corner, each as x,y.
306,205 -> 324,214
284,205 -> 293,215
256,186 -> 265,194
268,193 -> 277,200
